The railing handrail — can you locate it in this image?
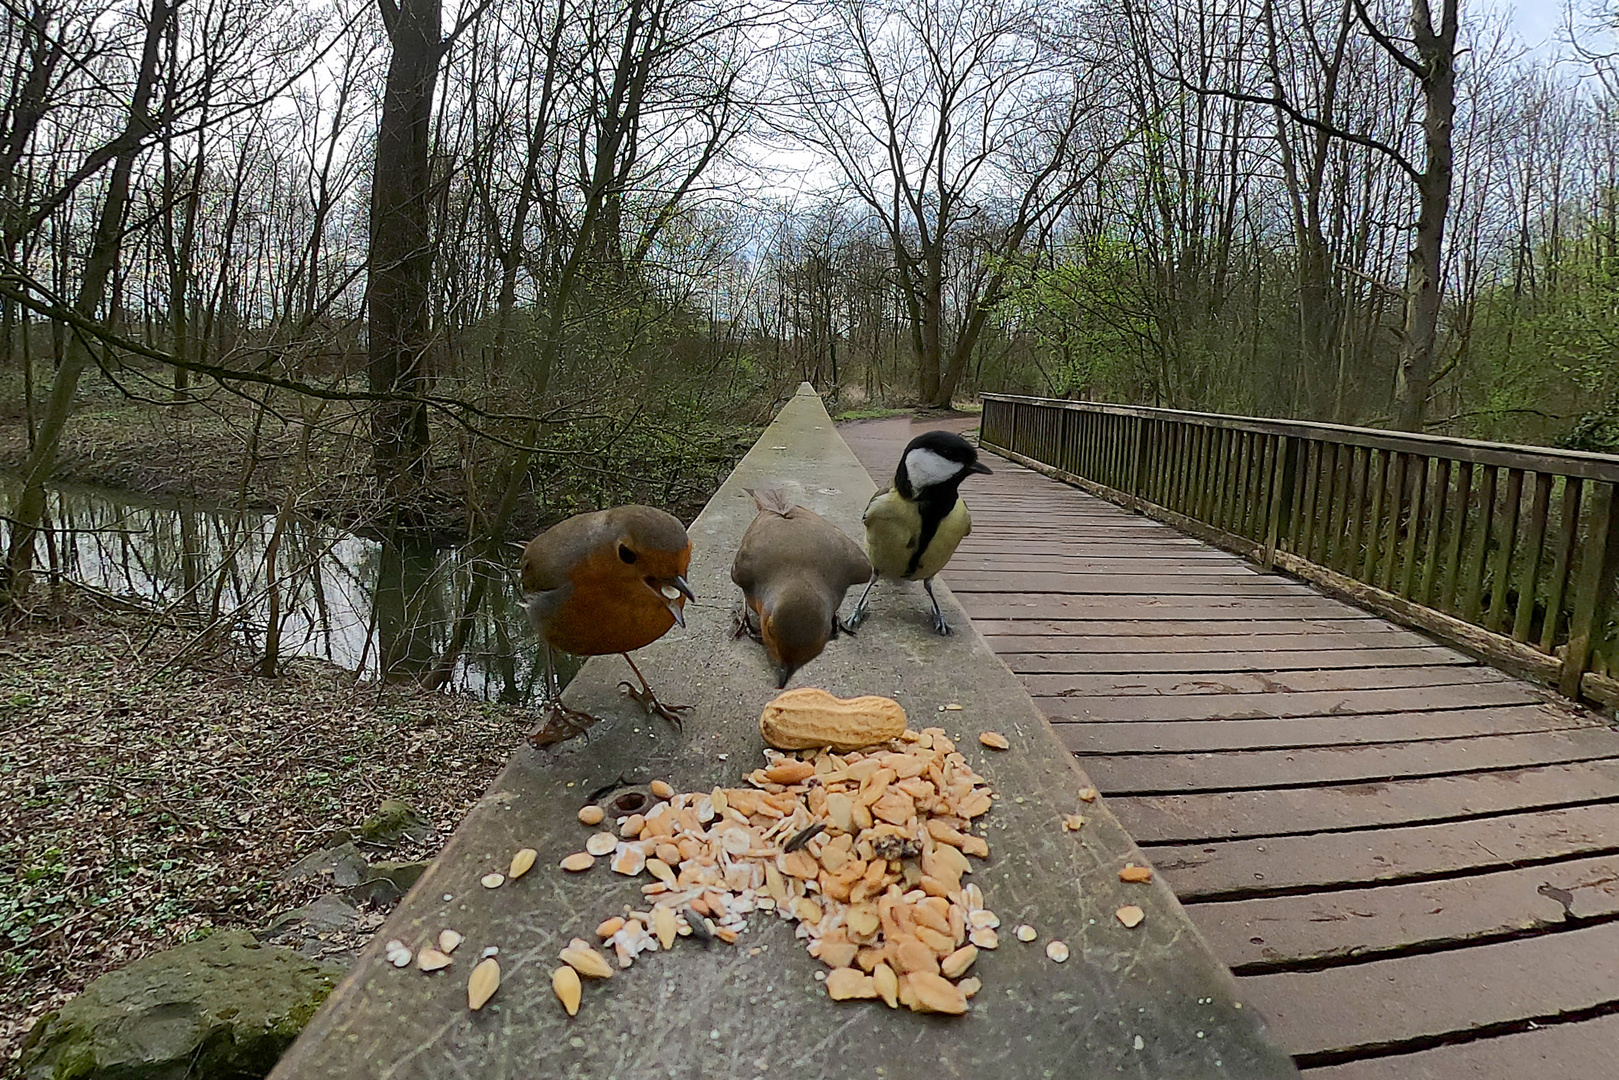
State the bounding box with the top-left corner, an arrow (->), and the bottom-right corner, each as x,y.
981,393 -> 1619,483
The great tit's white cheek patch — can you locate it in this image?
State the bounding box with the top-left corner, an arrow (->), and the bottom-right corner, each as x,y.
905,447 -> 962,491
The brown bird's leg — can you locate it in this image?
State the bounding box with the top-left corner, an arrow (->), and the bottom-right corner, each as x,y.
529,644 -> 601,745
731,602 -> 762,642
617,653 -> 692,728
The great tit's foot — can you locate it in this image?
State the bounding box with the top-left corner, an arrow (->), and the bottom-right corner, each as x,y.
618,681 -> 692,729
843,604 -> 869,631
529,700 -> 601,746
836,617 -> 858,637
932,613 -> 953,636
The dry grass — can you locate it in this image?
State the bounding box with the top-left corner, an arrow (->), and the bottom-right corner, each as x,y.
0,600 -> 532,1061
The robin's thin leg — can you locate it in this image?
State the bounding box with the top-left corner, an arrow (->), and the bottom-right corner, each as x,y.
618,653 -> 692,728
529,643 -> 599,745
923,578 -> 951,636
844,571 -> 878,630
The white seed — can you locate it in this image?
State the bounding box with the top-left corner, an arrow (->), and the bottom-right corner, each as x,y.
1046,940 -> 1070,963
968,909 -> 1000,930
481,872 -> 505,889
585,832 -> 618,856
1015,924 -> 1037,943
969,927 -> 999,949
438,929 -> 464,954
384,940 -> 411,968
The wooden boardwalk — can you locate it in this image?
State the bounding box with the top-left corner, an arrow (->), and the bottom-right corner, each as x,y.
843,415 -> 1619,1079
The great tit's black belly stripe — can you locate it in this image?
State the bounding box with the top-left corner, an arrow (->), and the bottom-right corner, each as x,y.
905,489 -> 957,578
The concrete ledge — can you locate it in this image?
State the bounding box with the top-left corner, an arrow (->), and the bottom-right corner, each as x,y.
272,385 -> 1296,1079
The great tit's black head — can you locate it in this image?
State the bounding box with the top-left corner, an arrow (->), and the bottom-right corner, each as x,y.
894,430 -> 992,499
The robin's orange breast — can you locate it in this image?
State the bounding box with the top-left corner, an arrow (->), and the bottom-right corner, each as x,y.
543,559 -> 678,657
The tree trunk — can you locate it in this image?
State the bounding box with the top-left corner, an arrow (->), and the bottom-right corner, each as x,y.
2,0 -> 170,607
369,0 -> 441,507
1390,1 -> 1457,432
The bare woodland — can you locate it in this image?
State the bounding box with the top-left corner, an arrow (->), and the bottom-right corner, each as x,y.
3,0 -> 1619,623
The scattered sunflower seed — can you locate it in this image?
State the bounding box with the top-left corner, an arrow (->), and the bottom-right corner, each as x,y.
509,848 -> 537,879
551,964 -> 581,1016
560,851 -> 594,872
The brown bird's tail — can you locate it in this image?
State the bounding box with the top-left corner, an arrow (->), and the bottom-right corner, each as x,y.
747,486 -> 798,517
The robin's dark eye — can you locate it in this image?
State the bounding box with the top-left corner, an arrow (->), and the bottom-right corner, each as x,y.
618,544 -> 637,564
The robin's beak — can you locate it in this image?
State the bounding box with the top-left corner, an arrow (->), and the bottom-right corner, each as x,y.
969,461 -> 993,475
776,662 -> 797,689
659,576 -> 694,628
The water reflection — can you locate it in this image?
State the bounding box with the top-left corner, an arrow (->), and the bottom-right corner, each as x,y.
0,478 -> 572,703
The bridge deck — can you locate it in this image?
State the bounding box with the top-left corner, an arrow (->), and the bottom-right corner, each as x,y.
843,415 -> 1619,1079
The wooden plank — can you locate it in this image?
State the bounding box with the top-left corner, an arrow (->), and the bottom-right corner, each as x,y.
950,555 -> 1250,573
1021,664 -> 1504,699
985,630 -> 1442,653
1110,758 -> 1619,844
1149,802 -> 1619,898
1237,919 -> 1619,1058
958,596 -> 1366,620
943,571 -> 1309,595
970,617 -> 1386,637
1189,852 -> 1619,969
274,399 -> 1298,1080
1302,1013 -> 1619,1080
1037,681 -> 1546,723
1052,705 -> 1593,754
1082,728 -> 1619,794
1007,647 -> 1471,674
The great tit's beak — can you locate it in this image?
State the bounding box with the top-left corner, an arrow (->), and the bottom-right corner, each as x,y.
969,461 -> 993,475
776,662 -> 797,689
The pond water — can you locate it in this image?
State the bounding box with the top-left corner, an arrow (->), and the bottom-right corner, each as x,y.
0,477 -> 576,703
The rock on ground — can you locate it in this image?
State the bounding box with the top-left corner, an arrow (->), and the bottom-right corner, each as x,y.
16,931 -> 345,1080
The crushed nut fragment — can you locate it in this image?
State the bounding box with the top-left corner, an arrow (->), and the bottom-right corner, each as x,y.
1116,905 -> 1145,928
1119,865 -> 1153,883
977,731 -> 1009,750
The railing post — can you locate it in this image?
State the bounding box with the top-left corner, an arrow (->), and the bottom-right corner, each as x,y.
1128,415 -> 1145,501
1263,435 -> 1296,570
1562,481 -> 1619,698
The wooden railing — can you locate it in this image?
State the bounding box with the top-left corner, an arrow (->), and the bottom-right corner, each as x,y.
980,394 -> 1619,709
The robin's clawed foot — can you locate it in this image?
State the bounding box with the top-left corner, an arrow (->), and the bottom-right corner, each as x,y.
528,700 -> 601,746
617,681 -> 692,728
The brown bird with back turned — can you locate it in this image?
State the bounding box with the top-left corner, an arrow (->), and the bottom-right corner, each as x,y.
731,487 -> 872,688
520,505 -> 694,732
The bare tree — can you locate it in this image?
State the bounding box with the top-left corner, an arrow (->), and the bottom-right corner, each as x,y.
792,0 -> 1122,407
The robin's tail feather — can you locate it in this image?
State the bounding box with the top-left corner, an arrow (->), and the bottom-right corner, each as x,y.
747,486 -> 798,517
